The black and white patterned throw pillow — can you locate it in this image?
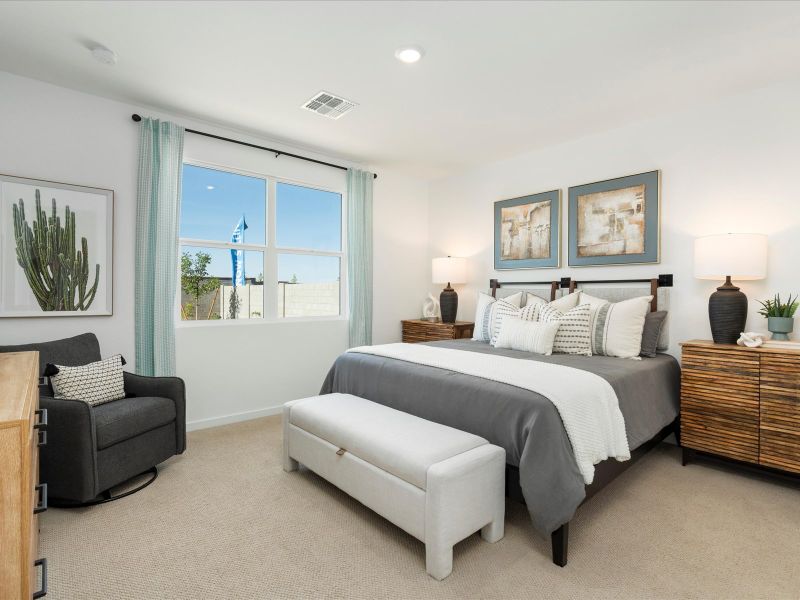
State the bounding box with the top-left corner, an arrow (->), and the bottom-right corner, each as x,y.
45,355 -> 126,406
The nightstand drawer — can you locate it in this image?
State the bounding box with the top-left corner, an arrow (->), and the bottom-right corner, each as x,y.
681,347 -> 760,377
401,320 -> 473,344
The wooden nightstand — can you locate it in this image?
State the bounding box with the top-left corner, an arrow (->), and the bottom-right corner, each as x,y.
401,320 -> 475,343
680,340 -> 800,474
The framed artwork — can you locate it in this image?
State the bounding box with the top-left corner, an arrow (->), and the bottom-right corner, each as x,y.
0,173 -> 113,317
494,190 -> 560,269
568,170 -> 660,267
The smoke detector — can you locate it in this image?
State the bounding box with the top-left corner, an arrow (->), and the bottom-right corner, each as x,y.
302,91 -> 357,120
91,45 -> 118,66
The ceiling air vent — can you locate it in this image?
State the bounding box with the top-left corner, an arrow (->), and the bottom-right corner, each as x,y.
302,91 -> 357,120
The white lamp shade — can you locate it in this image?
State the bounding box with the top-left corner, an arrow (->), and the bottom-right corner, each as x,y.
432,257 -> 467,284
694,233 -> 767,280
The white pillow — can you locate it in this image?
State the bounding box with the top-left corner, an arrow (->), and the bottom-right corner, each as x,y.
489,297 -> 523,346
520,295 -> 546,322
539,303 -> 593,356
590,295 -> 653,358
494,317 -> 560,355
473,291 -> 522,342
524,292 -> 549,308
579,292 -> 610,336
472,292 -> 496,341
549,291 -> 581,313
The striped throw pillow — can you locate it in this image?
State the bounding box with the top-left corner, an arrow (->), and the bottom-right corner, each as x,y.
489,298 -> 523,346
591,295 -> 653,358
539,303 -> 593,356
474,291 -> 522,342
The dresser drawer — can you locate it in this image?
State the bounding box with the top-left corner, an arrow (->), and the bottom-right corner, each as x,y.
681,346 -> 760,377
759,354 -> 800,473
680,346 -> 760,462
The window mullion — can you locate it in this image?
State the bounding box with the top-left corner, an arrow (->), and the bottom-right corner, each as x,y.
264,178 -> 279,319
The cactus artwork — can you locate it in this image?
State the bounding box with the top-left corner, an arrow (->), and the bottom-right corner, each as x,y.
12,189 -> 100,311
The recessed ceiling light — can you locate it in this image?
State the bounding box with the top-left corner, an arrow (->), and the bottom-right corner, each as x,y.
395,46 -> 424,64
91,45 -> 118,66
206,185 -> 215,190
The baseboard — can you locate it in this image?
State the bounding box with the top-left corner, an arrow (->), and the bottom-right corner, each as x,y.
187,405 -> 283,432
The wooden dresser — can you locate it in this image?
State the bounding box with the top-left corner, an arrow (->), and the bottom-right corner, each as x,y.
680,340 -> 800,474
0,352 -> 47,599
401,319 -> 475,343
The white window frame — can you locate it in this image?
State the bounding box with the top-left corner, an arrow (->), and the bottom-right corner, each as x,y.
177,159 -> 347,326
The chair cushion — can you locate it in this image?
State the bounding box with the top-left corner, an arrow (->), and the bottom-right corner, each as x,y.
288,394 -> 488,490
94,396 -> 176,450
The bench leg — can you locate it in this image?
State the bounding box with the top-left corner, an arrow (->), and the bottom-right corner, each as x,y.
425,541 -> 453,580
283,454 -> 299,472
551,522 -> 568,567
481,515 -> 504,543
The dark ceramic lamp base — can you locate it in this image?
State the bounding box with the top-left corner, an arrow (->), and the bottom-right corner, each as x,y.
440,285 -> 458,323
708,276 -> 747,345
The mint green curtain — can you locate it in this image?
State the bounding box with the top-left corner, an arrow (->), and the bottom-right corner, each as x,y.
347,169 -> 374,347
135,118 -> 185,376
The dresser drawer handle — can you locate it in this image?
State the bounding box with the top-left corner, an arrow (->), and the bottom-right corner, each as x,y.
34,483 -> 47,514
33,558 -> 47,598
37,429 -> 47,448
34,408 -> 48,429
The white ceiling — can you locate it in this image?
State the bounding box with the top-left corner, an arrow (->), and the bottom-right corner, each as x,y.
1,1 -> 800,180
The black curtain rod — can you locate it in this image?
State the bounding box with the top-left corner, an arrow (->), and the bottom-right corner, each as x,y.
131,114 -> 377,179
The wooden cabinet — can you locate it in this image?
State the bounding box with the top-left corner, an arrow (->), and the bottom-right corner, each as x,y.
0,352 -> 47,599
680,340 -> 800,474
401,320 -> 475,343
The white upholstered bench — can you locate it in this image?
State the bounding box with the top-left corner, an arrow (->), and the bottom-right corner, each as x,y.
283,393 -> 505,580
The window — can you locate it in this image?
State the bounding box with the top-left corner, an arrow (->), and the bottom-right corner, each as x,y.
178,164 -> 345,322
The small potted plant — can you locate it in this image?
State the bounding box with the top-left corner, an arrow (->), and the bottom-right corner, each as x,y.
757,293 -> 798,341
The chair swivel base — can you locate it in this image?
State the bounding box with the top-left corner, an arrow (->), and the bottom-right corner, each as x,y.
49,466 -> 158,508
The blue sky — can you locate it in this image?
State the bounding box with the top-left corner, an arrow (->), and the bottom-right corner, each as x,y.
180,164 -> 341,282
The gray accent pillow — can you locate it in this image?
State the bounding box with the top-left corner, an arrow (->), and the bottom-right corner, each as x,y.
640,311 -> 668,358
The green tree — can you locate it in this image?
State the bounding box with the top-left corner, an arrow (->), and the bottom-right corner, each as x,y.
229,288 -> 240,319
180,251 -> 219,320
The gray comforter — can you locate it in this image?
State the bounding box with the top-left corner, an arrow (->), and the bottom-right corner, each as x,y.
320,339 -> 680,536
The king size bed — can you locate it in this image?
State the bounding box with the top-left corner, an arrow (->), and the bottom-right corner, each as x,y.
320,276 -> 680,567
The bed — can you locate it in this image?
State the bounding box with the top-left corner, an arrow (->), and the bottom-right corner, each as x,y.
320,275 -> 680,566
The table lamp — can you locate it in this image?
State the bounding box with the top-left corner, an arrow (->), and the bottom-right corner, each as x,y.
432,257 -> 467,323
694,233 -> 767,344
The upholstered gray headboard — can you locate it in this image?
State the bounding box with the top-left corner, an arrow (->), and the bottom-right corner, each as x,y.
489,274 -> 673,349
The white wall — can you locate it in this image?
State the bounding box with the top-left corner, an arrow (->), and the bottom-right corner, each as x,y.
429,78 -> 800,354
0,71 -> 430,428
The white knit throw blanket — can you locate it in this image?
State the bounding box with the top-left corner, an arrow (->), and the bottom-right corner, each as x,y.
347,343 -> 630,484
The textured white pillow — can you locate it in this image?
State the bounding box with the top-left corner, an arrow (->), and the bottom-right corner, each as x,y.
520,294 -> 547,320
473,291 -> 523,342
489,297 -> 523,346
590,295 -> 653,358
494,317 -> 560,355
539,303 -> 593,356
48,355 -> 125,406
549,291 -> 582,313
472,292 -> 497,341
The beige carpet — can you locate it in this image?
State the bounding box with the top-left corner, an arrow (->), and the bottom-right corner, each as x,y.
40,416 -> 799,599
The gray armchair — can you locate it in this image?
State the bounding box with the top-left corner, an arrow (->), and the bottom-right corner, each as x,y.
0,333 -> 186,504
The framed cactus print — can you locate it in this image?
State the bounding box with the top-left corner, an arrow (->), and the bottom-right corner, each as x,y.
0,174 -> 113,317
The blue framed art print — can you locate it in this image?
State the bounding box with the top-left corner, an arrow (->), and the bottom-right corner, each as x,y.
494,190 -> 560,270
568,170 -> 660,267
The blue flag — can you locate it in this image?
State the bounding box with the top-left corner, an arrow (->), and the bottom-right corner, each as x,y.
230,215 -> 248,287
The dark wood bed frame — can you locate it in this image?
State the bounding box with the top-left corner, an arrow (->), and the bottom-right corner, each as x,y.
489,274 -> 676,567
